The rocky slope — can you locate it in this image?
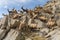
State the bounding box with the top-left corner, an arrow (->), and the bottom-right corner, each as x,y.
0,0 -> 60,40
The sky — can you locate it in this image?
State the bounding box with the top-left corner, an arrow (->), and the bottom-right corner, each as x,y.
0,0 -> 49,18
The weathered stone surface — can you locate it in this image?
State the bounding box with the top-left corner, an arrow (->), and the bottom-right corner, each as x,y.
50,29 -> 60,40
26,38 -> 32,40
3,29 -> 21,40
40,28 -> 50,36
34,19 -> 44,28
1,16 -> 8,25
10,19 -> 20,28
56,19 -> 60,26
0,0 -> 60,40
0,29 -> 6,40
0,16 -> 8,29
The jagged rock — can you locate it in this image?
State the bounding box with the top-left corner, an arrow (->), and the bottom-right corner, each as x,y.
0,0 -> 60,40
51,29 -> 60,40
34,19 -> 44,28
3,29 -> 23,40
45,29 -> 57,38
40,28 -> 50,36
10,19 -> 20,29
0,16 -> 8,29
0,29 -> 7,40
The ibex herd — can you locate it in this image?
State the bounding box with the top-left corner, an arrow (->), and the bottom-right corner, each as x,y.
0,5 -> 58,31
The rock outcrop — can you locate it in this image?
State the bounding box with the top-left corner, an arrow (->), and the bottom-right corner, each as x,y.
0,0 -> 60,40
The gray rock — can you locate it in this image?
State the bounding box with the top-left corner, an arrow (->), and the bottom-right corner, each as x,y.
0,29 -> 6,40
10,19 -> 20,28
34,19 -> 44,28
40,28 -> 50,35
56,19 -> 60,26
3,29 -> 21,40
26,38 -> 32,40
50,29 -> 60,40
0,16 -> 8,29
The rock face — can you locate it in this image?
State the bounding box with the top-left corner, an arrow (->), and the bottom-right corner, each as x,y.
3,29 -> 21,40
0,0 -> 60,40
51,29 -> 60,40
0,16 -> 8,29
0,29 -> 6,40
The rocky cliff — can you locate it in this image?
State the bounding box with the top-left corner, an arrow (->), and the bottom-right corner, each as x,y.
0,0 -> 60,40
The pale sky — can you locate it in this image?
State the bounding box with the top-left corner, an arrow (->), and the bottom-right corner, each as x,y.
0,0 -> 49,18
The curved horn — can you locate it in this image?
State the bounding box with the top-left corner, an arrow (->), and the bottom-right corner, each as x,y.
21,6 -> 27,12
